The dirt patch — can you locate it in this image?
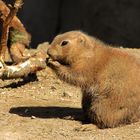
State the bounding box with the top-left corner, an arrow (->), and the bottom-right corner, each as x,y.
0,67 -> 139,140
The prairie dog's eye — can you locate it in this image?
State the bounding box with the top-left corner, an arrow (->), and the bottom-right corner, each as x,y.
61,40 -> 69,46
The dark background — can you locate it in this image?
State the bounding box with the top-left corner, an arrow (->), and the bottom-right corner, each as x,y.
4,0 -> 140,48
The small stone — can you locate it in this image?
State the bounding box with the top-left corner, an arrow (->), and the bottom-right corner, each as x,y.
62,92 -> 72,98
24,109 -> 29,113
31,116 -> 36,119
50,86 -> 56,91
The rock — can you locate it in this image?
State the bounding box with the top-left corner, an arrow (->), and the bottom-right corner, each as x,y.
62,91 -> 72,98
31,116 -> 36,119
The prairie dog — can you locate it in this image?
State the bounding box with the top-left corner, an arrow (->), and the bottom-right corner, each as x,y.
47,31 -> 140,128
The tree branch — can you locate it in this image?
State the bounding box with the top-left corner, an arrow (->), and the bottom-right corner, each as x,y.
0,0 -> 26,32
0,53 -> 47,79
0,0 -> 23,60
0,1 -> 49,80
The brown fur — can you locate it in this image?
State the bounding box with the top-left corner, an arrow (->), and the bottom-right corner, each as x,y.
47,31 -> 140,128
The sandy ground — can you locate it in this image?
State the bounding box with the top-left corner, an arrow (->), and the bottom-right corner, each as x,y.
0,66 -> 139,140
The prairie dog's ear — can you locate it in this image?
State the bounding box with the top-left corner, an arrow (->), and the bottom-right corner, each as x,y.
77,35 -> 86,44
77,34 -> 94,49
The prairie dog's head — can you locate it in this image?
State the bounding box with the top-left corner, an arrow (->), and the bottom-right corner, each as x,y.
47,31 -> 94,65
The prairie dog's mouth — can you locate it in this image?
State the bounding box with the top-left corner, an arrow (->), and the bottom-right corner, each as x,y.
47,57 -> 70,66
57,59 -> 70,66
46,56 -> 51,63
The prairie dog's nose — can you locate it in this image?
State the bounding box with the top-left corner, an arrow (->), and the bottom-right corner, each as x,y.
47,47 -> 58,60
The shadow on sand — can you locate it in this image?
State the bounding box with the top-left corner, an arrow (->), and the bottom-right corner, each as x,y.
9,106 -> 85,122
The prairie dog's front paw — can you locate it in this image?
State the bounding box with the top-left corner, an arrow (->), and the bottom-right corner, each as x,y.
48,59 -> 61,69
